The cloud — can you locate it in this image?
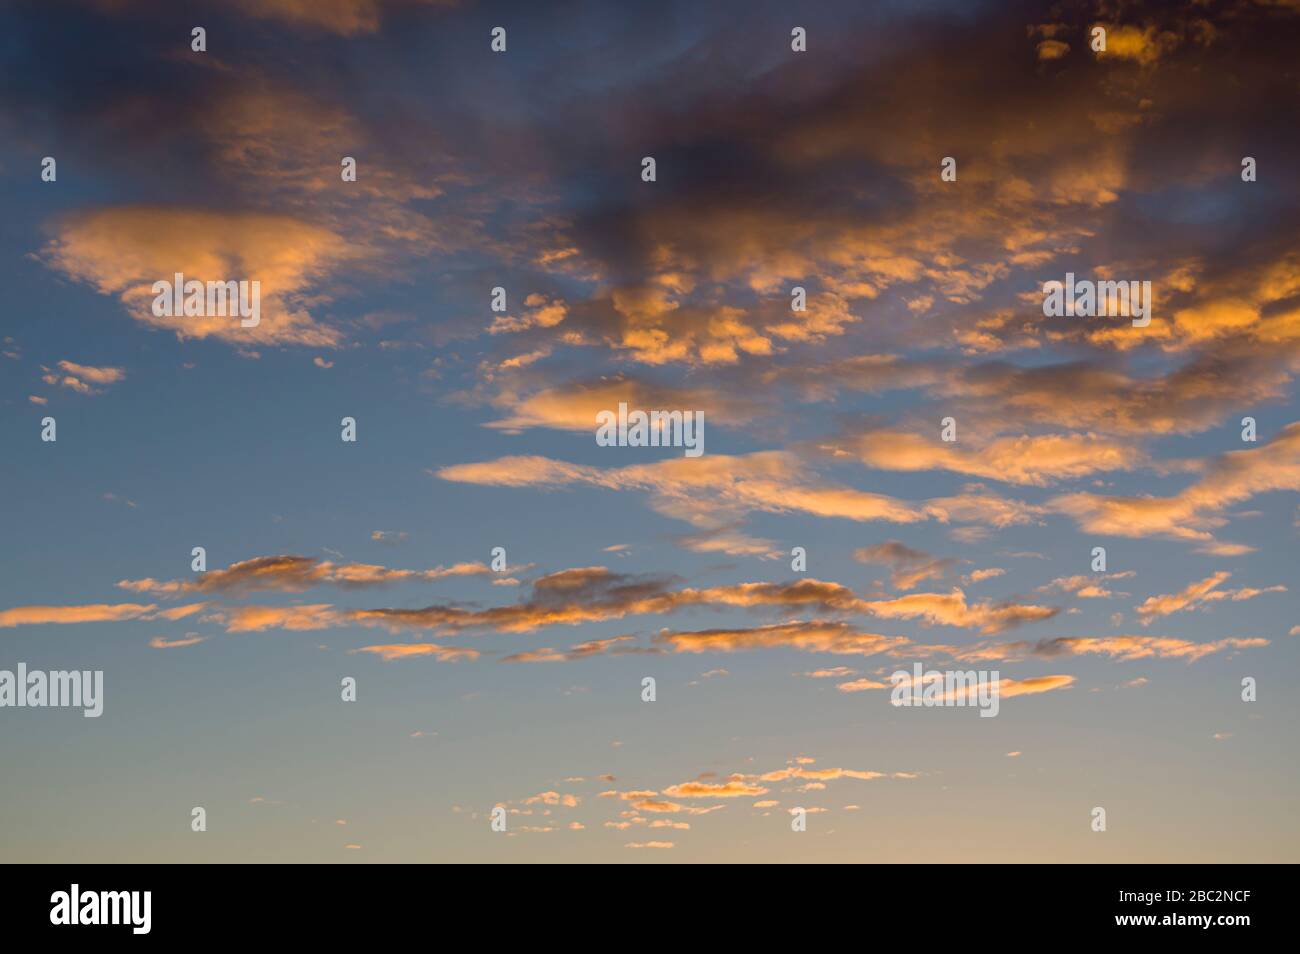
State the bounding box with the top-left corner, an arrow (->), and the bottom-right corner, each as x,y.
203,604 -> 340,633
857,589 -> 1059,634
288,568 -> 1059,647
830,428 -> 1145,486
0,603 -> 156,627
521,791 -> 580,807
41,206 -> 353,347
229,0 -> 458,36
509,757 -> 909,836
1125,252 -> 1300,352
41,360 -> 126,395
630,799 -> 686,814
438,452 -> 925,526
151,604 -> 209,621
1039,571 -> 1136,599
936,352 -> 1296,440
967,635 -> 1269,664
481,374 -> 759,434
349,571 -> 879,636
1053,422 -> 1300,552
1134,571 -> 1284,624
350,643 -> 480,662
1098,23 -> 1182,67
1036,39 -> 1069,61
438,451 -> 1043,544
657,621 -> 909,657
848,672 -> 1076,702
835,677 -> 893,692
661,780 -> 769,799
149,633 -> 206,649
487,294 -> 569,337
1134,571 -> 1230,623
801,666 -> 858,678
499,635 -> 647,663
758,765 -> 890,782
985,674 -> 1075,699
853,541 -> 958,590
9,566 -> 1043,644
118,554 -> 492,595
674,526 -> 781,558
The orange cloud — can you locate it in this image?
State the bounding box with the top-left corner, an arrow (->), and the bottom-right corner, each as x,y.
41,360 -> 126,395
41,207 -> 353,347
854,540 -> 957,590
204,604 -> 340,633
348,572 -> 892,636
856,671 -> 1076,702
350,643 -> 480,662
962,635 -> 1269,664
149,634 -> 206,649
1053,421 -> 1300,552
1096,23 -> 1181,67
835,677 -> 892,692
656,621 -> 909,657
1134,571 -> 1284,624
998,674 -> 1076,698
1036,39 -> 1070,60
0,603 -> 156,627
438,451 -> 1043,542
835,429 -> 1144,486
499,635 -> 645,663
1039,571 -> 1136,599
858,589 -> 1059,633
661,780 -> 770,798
630,799 -> 686,814
758,766 -> 888,782
482,375 -> 757,434
1057,636 -> 1268,662
118,554 -> 492,596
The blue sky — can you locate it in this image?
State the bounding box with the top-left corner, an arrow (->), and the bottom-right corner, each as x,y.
1,0 -> 1298,861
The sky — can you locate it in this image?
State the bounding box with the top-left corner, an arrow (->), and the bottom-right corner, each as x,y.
1,0 -> 1298,863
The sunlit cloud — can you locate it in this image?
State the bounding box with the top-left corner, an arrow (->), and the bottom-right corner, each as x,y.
41,207 -> 354,347
350,643 -> 481,662
118,554 -> 493,596
0,603 -> 156,627
1052,422 -> 1300,553
1134,571 -> 1284,625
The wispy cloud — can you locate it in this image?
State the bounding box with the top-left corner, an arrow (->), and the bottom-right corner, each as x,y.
118,554 -> 493,596
1134,571 -> 1284,625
